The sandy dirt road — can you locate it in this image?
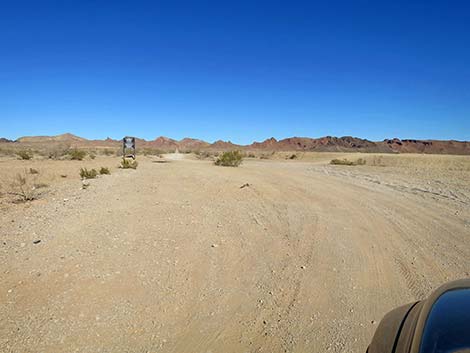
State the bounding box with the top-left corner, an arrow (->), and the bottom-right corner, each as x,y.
1,157 -> 469,352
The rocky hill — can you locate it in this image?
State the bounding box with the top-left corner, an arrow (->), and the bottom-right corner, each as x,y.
2,133 -> 469,155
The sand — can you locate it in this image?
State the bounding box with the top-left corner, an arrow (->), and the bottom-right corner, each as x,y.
1,154 -> 469,352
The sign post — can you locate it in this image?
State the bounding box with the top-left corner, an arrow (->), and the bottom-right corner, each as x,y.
123,136 -> 136,159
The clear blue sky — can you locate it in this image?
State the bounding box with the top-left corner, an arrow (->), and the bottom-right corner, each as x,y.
1,1 -> 469,144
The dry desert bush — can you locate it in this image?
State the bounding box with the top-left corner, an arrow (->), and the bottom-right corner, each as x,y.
101,148 -> 116,156
214,151 -> 243,167
139,148 -> 165,157
16,150 -> 33,160
288,153 -> 298,160
194,150 -> 218,160
330,158 -> 366,166
6,170 -> 48,202
80,168 -> 98,179
99,167 -> 110,175
120,158 -> 138,169
69,149 -> 87,161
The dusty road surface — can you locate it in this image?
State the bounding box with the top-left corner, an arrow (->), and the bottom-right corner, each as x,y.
1,156 -> 469,352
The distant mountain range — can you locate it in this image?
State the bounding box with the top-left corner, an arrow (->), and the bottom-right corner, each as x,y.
2,133 -> 470,155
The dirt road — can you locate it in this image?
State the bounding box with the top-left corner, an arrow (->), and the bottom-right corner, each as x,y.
1,157 -> 469,352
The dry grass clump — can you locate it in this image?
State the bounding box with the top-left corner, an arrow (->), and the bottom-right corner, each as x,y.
80,168 -> 98,179
99,167 -> 111,175
288,154 -> 298,160
259,151 -> 275,160
69,149 -> 87,161
41,144 -> 72,160
7,170 -> 47,202
17,150 -> 33,160
140,148 -> 165,157
120,158 -> 138,169
29,168 -> 39,174
102,149 -> 116,156
330,158 -> 366,166
195,151 -> 218,160
215,151 -> 243,167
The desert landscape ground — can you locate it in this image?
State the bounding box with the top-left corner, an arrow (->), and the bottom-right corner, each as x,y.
1,150 -> 469,352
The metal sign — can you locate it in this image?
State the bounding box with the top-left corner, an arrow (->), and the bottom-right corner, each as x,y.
123,137 -> 135,149
122,136 -> 136,159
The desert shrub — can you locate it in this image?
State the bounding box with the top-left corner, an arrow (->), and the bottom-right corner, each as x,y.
368,156 -> 385,167
259,154 -> 270,160
29,168 -> 39,174
47,147 -> 69,160
120,158 -> 138,169
330,158 -> 366,166
330,158 -> 354,166
195,151 -> 215,160
69,149 -> 87,161
288,154 -> 298,160
0,147 -> 13,157
99,167 -> 110,175
80,168 -> 98,179
17,150 -> 33,160
102,149 -> 115,156
214,151 -> 243,167
8,171 -> 42,202
140,148 -> 164,156
356,158 -> 366,165
89,152 -> 96,160
247,152 -> 256,158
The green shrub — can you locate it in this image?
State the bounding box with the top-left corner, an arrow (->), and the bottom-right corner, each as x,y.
69,149 -> 87,161
99,167 -> 110,175
17,150 -> 33,160
330,158 -> 366,166
120,158 -> 138,169
80,168 -> 98,179
214,151 -> 243,167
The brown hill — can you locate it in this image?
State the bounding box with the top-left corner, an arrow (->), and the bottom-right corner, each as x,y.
145,136 -> 179,150
0,138 -> 13,143
380,138 -> 470,154
16,133 -> 86,143
178,138 -> 210,151
275,136 -> 379,152
209,140 -> 241,151
4,133 -> 470,155
250,137 -> 278,149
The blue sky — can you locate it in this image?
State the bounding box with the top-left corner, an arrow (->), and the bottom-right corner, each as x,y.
1,1 -> 469,144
